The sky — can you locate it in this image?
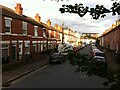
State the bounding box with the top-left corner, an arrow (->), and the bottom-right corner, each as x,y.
0,0 -> 120,35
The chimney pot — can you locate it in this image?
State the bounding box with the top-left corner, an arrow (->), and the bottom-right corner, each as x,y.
35,13 -> 41,22
47,19 -> 51,26
15,3 -> 23,15
54,24 -> 58,29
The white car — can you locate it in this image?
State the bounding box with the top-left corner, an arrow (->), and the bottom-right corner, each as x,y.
94,56 -> 106,62
92,49 -> 100,55
58,43 -> 73,55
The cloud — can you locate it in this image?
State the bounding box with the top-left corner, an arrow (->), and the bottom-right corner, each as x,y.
0,0 -> 119,35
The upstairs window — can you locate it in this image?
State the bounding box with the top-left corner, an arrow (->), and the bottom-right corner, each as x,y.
43,28 -> 47,38
22,21 -> 27,35
5,17 -> 12,33
34,26 -> 38,37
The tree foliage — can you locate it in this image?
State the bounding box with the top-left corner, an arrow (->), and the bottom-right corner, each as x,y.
59,1 -> 120,20
67,50 -> 120,89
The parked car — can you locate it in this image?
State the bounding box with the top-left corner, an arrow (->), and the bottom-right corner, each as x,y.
58,43 -> 73,56
93,51 -> 107,63
49,52 -> 65,64
92,48 -> 100,56
94,56 -> 106,62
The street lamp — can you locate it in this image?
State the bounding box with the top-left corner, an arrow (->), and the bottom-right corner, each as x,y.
62,22 -> 64,44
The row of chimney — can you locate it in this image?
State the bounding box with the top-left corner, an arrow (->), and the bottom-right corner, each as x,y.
14,3 -> 62,31
103,20 -> 120,35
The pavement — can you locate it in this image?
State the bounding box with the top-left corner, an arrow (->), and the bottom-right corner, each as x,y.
2,54 -> 49,86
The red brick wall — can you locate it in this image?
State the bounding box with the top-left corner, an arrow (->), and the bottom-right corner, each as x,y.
101,25 -> 120,51
27,23 -> 34,36
12,18 -> 22,34
55,31 -> 57,38
38,27 -> 43,37
2,16 -> 5,33
51,30 -> 54,38
45,29 -> 49,38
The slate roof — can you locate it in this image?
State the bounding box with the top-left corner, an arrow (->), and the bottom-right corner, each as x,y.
0,5 -> 58,31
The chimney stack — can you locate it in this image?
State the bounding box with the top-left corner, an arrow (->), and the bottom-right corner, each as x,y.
35,14 -> 41,22
112,24 -> 116,28
60,26 -> 63,32
47,19 -> 51,26
54,24 -> 58,29
15,3 -> 23,15
116,20 -> 120,26
58,26 -> 62,32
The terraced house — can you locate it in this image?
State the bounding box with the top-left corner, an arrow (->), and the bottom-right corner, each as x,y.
99,20 -> 120,54
63,27 -> 81,46
0,3 -> 61,68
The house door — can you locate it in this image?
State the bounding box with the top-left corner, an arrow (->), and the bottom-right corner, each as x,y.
12,44 -> 16,61
19,43 -> 23,59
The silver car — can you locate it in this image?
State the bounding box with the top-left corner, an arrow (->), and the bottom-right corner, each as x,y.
49,52 -> 65,64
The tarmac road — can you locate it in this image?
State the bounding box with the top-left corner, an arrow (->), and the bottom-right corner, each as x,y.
5,45 -> 106,88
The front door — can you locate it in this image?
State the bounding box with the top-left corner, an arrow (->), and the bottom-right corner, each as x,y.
12,44 -> 16,61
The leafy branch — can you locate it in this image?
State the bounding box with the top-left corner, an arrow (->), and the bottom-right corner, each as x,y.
67,51 -> 120,89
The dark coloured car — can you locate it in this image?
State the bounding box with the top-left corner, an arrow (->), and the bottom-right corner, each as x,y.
49,52 -> 65,64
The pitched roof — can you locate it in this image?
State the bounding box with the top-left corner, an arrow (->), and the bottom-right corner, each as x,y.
0,5 -> 59,31
100,24 -> 120,37
0,5 -> 44,27
40,22 -> 57,31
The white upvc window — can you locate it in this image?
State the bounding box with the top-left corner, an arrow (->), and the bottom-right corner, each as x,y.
22,21 -> 27,35
19,43 -> 23,59
43,28 -> 47,38
24,41 -> 30,54
25,43 -> 30,54
33,43 -> 37,52
2,44 -> 9,57
34,26 -> 38,37
5,17 -> 12,33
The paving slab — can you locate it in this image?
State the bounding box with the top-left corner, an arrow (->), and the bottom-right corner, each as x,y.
2,54 -> 49,85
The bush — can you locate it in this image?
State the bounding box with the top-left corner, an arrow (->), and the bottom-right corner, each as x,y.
68,50 -> 120,89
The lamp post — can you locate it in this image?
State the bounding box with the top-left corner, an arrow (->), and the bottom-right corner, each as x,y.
62,22 -> 64,44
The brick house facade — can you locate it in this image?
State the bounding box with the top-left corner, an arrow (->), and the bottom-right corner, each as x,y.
0,3 -> 61,67
99,21 -> 120,53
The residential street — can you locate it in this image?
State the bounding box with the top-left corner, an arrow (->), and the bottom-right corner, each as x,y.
1,1 -> 120,89
4,45 -> 106,88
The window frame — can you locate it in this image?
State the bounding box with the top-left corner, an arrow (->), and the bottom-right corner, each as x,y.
34,26 -> 38,37
5,17 -> 12,34
43,28 -> 47,38
22,21 -> 27,35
